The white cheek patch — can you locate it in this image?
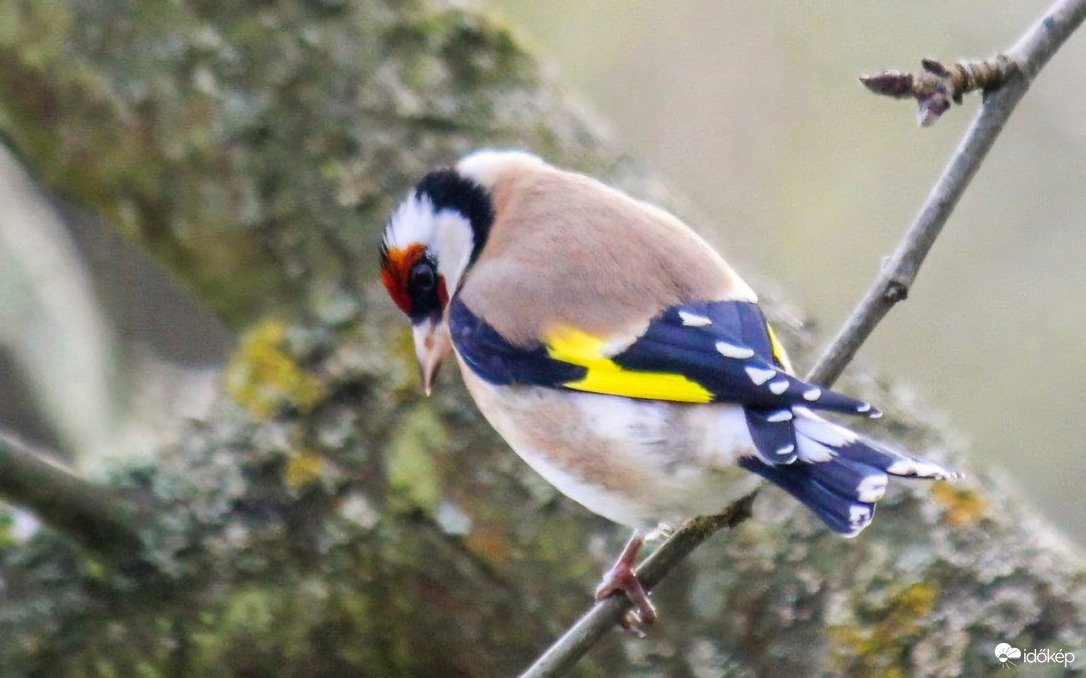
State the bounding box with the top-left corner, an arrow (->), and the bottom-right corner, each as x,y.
432,209 -> 476,293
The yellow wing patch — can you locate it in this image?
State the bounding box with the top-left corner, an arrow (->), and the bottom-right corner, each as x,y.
765,323 -> 794,375
543,326 -> 713,403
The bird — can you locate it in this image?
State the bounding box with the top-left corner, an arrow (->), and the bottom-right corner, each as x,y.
379,149 -> 960,626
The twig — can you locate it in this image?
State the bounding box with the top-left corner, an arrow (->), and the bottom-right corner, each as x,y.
811,0 -> 1086,386
519,0 -> 1086,675
860,2 -> 1084,127
0,430 -> 143,558
861,57 -> 1016,126
520,495 -> 756,678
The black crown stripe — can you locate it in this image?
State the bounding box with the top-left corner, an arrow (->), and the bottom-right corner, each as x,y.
415,169 -> 494,265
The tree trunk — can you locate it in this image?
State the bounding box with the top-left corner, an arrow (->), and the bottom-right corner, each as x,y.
0,1 -> 1082,675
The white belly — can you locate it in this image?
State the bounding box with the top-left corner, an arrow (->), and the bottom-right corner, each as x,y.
456,355 -> 762,529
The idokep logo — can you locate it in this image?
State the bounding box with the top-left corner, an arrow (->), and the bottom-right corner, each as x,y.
994,642 -> 1076,668
994,643 -> 1021,667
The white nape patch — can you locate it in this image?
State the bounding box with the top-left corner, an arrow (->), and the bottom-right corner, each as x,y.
715,340 -> 754,359
856,474 -> 888,503
745,366 -> 776,385
803,387 -> 822,402
793,408 -> 857,447
766,409 -> 793,423
680,310 -> 712,327
457,149 -> 548,190
768,379 -> 790,395
384,192 -> 437,250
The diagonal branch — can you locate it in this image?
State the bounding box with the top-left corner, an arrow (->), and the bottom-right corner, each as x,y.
0,430 -> 143,558
521,495 -> 756,678
519,0 -> 1086,675
809,0 -> 1086,386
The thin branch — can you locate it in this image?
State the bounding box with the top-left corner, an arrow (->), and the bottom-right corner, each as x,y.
520,495 -> 756,678
519,0 -> 1086,675
861,57 -> 1016,127
810,0 -> 1086,386
0,430 -> 143,558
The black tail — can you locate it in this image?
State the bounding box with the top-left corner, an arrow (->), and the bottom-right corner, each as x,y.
740,410 -> 960,536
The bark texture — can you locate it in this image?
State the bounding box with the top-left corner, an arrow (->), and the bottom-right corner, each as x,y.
0,1 -> 1082,675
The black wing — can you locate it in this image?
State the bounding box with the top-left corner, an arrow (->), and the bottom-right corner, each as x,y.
449,297 -> 880,465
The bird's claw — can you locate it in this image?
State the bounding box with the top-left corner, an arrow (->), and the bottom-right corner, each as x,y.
595,533 -> 656,633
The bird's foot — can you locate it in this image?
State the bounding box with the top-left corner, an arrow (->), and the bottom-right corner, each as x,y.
595,533 -> 656,633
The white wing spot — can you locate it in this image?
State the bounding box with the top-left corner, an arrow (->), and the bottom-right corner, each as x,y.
775,443 -> 795,456
716,341 -> 755,360
769,379 -> 790,395
679,310 -> 712,327
766,409 -> 793,423
803,387 -> 822,401
856,402 -> 871,413
745,366 -> 776,386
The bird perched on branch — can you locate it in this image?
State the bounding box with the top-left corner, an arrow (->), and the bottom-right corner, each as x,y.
380,150 -> 959,626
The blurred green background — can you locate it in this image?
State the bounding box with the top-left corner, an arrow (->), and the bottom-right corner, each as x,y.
488,1 -> 1086,544
1,1 -> 1082,547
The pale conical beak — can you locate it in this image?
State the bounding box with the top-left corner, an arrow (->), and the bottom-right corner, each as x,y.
412,317 -> 451,396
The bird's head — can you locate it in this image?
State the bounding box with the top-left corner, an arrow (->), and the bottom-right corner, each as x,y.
380,163 -> 496,394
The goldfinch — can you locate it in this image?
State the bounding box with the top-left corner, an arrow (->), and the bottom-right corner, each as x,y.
380,150 -> 959,624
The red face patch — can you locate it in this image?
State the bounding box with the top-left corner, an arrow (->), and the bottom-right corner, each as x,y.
381,243 -> 426,315
381,243 -> 449,317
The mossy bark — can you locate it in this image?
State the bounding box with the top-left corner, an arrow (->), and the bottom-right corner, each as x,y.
0,0 -> 1082,675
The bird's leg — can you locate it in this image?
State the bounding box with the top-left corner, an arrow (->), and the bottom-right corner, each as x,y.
595,531 -> 656,630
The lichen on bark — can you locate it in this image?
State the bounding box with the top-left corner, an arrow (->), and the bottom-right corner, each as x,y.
0,0 -> 1083,675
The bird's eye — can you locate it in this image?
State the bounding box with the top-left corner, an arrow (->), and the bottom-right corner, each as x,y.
410,260 -> 437,291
